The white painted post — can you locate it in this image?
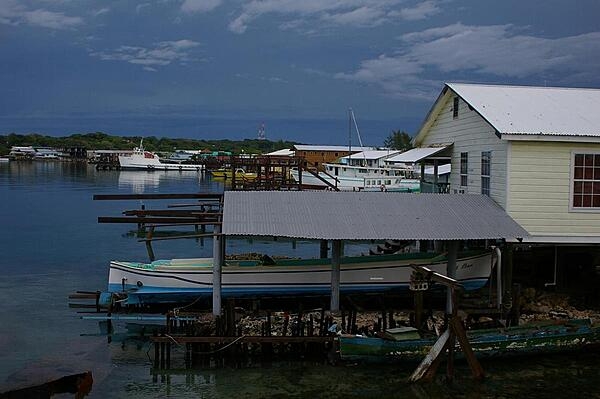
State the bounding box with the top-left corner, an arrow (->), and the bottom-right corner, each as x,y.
433,159 -> 439,193
446,240 -> 458,315
330,240 -> 342,313
212,224 -> 223,316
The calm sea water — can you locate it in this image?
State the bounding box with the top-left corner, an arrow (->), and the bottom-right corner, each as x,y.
1,161 -> 600,398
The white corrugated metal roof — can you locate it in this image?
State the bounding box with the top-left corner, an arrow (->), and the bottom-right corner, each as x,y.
341,150 -> 401,161
293,145 -> 373,152
448,83 -> 600,137
222,191 -> 527,241
265,149 -> 294,156
386,146 -> 451,163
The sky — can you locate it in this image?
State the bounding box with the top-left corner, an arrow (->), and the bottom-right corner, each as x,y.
1,0 -> 599,145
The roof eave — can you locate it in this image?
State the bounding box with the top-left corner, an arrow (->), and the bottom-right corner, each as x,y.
500,133 -> 600,143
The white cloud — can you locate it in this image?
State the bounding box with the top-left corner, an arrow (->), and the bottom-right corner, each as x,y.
92,7 -> 110,17
90,40 -> 201,69
321,6 -> 386,27
136,3 -> 151,14
336,23 -> 600,98
228,0 -> 442,34
390,0 -> 440,21
0,1 -> 83,29
181,0 -> 222,13
23,8 -> 82,29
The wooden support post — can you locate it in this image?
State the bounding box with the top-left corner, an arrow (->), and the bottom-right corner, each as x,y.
330,240 -> 342,313
446,241 -> 458,315
212,224 -> 223,316
145,226 -> 156,262
409,329 -> 451,383
320,240 -> 328,259
433,159 -> 439,192
153,331 -> 159,369
449,317 -> 484,380
414,291 -> 424,329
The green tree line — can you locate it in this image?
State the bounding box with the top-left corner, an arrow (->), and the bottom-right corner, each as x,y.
0,132 -> 299,156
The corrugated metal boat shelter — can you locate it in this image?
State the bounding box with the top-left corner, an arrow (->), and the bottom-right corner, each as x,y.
221,191 -> 528,241
210,191 -> 528,315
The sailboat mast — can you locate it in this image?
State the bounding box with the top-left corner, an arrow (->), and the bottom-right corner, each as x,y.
348,108 -> 352,163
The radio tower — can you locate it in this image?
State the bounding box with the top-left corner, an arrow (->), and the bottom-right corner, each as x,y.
257,122 -> 266,140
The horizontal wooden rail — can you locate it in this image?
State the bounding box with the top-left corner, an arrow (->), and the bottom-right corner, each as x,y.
93,193 -> 223,201
138,233 -> 219,242
98,217 -> 223,224
122,210 -> 222,217
151,336 -> 334,344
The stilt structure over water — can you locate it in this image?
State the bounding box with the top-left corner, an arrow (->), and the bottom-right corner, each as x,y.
76,190 -> 528,371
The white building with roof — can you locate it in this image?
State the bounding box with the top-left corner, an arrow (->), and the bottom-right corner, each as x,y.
413,82 -> 600,244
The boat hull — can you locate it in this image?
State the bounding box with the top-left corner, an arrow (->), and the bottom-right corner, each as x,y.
339,319 -> 600,363
106,252 -> 494,306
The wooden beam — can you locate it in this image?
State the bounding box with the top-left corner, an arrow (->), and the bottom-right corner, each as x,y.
409,329 -> 451,383
122,210 -> 222,217
213,224 -> 223,316
138,233 -> 219,242
93,193 -> 222,201
150,336 -> 333,344
330,240 -> 342,313
98,217 -> 223,224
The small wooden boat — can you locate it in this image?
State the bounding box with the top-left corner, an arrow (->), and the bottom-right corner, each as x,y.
101,251 -> 495,306
339,319 -> 600,363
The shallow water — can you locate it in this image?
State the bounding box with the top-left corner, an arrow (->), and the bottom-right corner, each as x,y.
1,161 -> 600,398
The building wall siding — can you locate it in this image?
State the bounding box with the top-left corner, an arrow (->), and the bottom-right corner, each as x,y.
508,141 -> 600,236
417,93 -> 508,208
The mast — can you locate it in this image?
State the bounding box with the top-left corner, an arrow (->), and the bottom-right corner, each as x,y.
348,108 -> 352,164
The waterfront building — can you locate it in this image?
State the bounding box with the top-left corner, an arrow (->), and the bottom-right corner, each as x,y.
410,82 -> 600,292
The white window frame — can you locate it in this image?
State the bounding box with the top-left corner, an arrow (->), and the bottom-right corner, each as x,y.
481,151 -> 491,196
460,152 -> 468,187
569,151 -> 600,212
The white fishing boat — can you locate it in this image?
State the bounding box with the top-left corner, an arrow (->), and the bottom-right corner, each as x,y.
118,140 -> 203,171
290,162 -> 421,192
102,250 -> 495,306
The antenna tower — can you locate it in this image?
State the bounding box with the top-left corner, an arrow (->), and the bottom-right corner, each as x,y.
257,122 -> 266,140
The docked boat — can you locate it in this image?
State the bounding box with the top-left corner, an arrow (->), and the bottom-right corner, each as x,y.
339,319 -> 600,363
102,250 -> 495,306
290,164 -> 420,192
118,140 -> 203,171
210,168 -> 258,180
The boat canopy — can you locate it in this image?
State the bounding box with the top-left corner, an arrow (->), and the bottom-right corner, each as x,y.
222,191 -> 528,242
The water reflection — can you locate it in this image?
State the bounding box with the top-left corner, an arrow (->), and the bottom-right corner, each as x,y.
117,170 -> 205,193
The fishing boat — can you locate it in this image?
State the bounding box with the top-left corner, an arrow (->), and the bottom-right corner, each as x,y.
290,163 -> 420,192
339,318 -> 600,363
118,140 -> 203,171
210,168 -> 258,180
101,250 -> 495,306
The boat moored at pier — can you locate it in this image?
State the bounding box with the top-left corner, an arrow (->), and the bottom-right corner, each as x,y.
118,140 -> 203,171
102,250 -> 495,306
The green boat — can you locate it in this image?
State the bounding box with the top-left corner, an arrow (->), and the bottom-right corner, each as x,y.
339,319 -> 600,363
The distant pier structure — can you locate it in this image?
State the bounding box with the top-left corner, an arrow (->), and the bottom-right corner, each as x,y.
226,155 -> 303,191
92,150 -> 131,170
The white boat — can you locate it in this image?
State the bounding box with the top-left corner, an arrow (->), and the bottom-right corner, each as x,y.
290,163 -> 421,192
0,157 -> 9,163
102,251 -> 495,306
118,140 -> 203,171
